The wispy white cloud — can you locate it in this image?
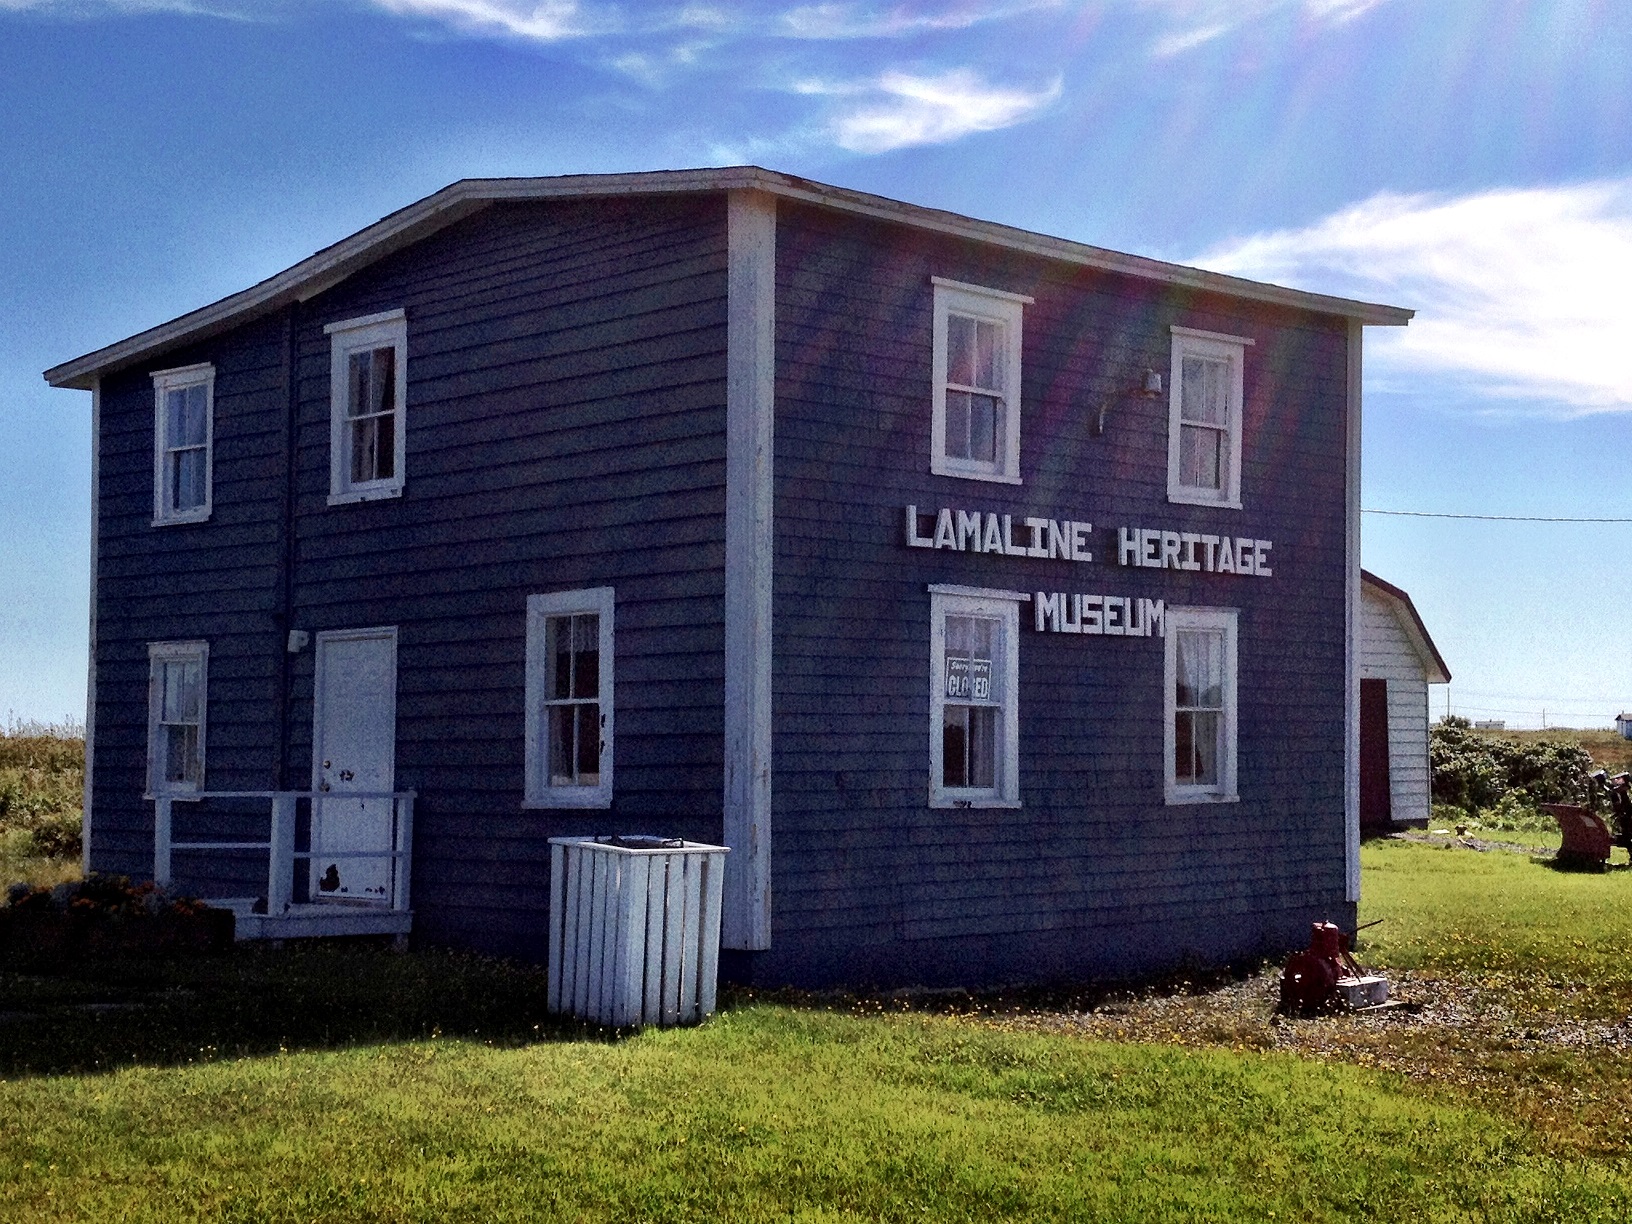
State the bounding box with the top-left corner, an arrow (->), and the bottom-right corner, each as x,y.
778,1 -> 1057,40
796,67 -> 1060,153
367,0 -> 601,41
1143,0 -> 1391,56
1195,181 -> 1632,414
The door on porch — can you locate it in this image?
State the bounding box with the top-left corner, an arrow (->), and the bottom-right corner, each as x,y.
1360,678 -> 1392,832
311,627 -> 398,903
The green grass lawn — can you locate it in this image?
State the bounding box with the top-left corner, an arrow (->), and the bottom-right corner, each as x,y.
4,1005 -> 1627,1223
1359,838 -> 1632,1018
7,842 -> 1632,1220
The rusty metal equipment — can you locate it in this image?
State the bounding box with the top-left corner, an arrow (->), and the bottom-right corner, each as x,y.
1279,920 -> 1390,1013
1542,802 -> 1612,868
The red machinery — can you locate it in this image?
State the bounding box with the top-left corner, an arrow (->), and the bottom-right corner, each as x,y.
1279,921 -> 1389,1013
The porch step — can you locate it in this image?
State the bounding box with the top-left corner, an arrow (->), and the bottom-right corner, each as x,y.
210,899 -> 413,941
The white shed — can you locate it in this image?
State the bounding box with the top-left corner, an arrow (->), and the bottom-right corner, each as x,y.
1359,571 -> 1451,830
1615,713 -> 1632,740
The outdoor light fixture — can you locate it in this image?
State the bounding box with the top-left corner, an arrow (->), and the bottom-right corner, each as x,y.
1093,367 -> 1164,436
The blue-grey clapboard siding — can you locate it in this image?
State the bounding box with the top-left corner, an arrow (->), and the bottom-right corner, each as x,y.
88,195 -> 733,957
90,312 -> 289,897
751,200 -> 1352,987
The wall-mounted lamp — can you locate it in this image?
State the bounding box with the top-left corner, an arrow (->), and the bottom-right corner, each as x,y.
1093,367 -> 1164,436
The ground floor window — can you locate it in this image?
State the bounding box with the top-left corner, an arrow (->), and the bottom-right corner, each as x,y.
147,641 -> 208,795
929,585 -> 1023,808
525,587 -> 614,808
1164,606 -> 1238,803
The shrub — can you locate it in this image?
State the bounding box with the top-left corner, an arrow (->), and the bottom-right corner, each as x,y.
1430,718 -> 1595,815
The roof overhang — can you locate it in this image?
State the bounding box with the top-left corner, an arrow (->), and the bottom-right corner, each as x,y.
1362,569 -> 1451,684
44,166 -> 1414,391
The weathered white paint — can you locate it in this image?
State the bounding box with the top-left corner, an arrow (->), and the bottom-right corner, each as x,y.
547,836 -> 728,1027
82,379 -> 99,878
722,189 -> 775,951
43,170 -> 1410,392
1361,586 -> 1435,826
906,505 -> 1092,560
1117,527 -> 1272,576
311,627 -> 398,903
1344,320 -> 1363,903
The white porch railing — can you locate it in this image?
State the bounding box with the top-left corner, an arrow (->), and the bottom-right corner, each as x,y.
152,790 -> 415,939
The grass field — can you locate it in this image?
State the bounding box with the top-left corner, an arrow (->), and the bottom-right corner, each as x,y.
5,841 -> 1632,1220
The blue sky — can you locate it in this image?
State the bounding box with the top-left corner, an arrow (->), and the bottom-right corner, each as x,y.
3,0 -> 1630,728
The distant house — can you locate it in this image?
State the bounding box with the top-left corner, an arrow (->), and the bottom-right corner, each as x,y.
44,167 -> 1414,989
1359,572 -> 1451,830
1616,714 -> 1632,740
1473,720 -> 1505,731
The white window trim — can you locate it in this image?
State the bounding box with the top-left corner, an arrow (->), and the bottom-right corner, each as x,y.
146,640 -> 208,799
930,277 -> 1030,485
326,308 -> 407,506
1164,606 -> 1239,805
929,584 -> 1024,809
151,363 -> 214,526
524,586 -> 615,809
1167,326 -> 1252,510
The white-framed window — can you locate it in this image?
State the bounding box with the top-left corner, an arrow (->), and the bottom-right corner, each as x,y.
151,363 -> 214,525
326,309 -> 407,505
930,278 -> 1030,485
1164,607 -> 1238,804
525,587 -> 614,808
929,584 -> 1024,808
147,641 -> 208,796
1167,326 -> 1252,509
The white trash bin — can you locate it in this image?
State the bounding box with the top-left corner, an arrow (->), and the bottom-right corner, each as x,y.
546,835 -> 729,1027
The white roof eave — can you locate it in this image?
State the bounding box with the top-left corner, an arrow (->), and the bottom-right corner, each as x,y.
44,166 -> 1413,391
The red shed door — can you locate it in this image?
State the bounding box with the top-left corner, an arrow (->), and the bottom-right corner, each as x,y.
1360,678 -> 1392,832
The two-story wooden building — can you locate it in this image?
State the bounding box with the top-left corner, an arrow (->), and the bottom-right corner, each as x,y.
46,167 -> 1411,989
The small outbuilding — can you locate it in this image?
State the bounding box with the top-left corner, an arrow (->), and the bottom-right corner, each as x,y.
1615,713 -> 1632,740
1359,571 -> 1451,831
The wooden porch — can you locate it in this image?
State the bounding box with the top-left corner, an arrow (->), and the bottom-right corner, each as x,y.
152,790 -> 415,941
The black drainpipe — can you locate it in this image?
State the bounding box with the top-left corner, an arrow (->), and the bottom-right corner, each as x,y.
273,302 -> 300,790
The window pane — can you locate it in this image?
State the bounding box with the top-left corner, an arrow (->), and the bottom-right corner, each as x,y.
172,449 -> 206,511
348,351 -> 372,421
942,705 -> 968,787
370,347 -> 396,416
572,614 -> 599,699
1190,711 -> 1220,784
1179,423 -> 1223,490
547,617 -> 572,700
167,386 -> 207,448
161,659 -> 200,722
947,314 -> 975,387
576,703 -> 601,783
374,404 -> 395,479
1181,356 -> 1228,425
165,724 -> 200,785
945,391 -> 971,460
966,705 -> 996,788
968,394 -> 999,464
549,705 -> 577,786
1175,630 -> 1223,710
350,417 -> 372,483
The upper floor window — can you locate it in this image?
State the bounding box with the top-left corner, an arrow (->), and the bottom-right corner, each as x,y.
930,278 -> 1030,485
326,309 -> 407,505
524,587 -> 615,809
1164,606 -> 1238,804
147,640 -> 208,796
151,363 -> 214,525
929,585 -> 1023,808
1167,326 -> 1252,509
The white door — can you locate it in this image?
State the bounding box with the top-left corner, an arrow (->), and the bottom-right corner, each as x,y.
311,627 -> 398,904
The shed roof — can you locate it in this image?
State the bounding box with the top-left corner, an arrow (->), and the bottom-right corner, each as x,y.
43,166 -> 1413,391
1361,570 -> 1451,685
